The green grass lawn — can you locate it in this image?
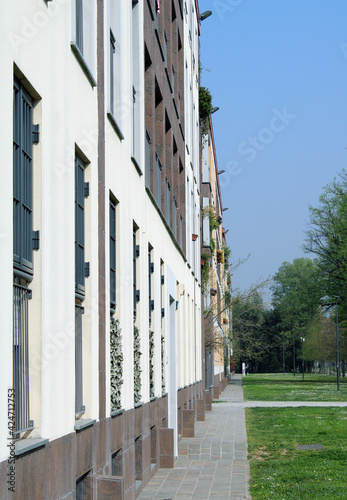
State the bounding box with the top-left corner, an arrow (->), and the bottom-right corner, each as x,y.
247,407 -> 347,499
242,373 -> 347,402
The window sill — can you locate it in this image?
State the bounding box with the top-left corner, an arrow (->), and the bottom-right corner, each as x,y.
74,419 -> 96,432
107,112 -> 124,141
15,438 -> 49,457
111,408 -> 124,418
131,156 -> 143,176
70,42 -> 97,88
135,401 -> 144,408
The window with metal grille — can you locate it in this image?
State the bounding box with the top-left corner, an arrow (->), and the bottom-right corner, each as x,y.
109,29 -> 116,115
75,304 -> 85,415
13,282 -> 34,436
110,199 -> 116,311
76,0 -> 83,53
13,79 -> 35,278
145,129 -> 151,188
179,214 -> 183,248
148,246 -> 154,325
75,155 -> 88,299
155,153 -> 162,207
133,226 -> 140,320
173,197 -> 178,239
166,179 -> 171,226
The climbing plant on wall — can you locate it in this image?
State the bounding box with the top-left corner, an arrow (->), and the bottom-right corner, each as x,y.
149,330 -> 155,398
110,318 -> 123,412
134,325 -> 142,403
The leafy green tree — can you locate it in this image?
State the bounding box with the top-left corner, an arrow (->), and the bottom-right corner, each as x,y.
271,258 -> 322,330
232,291 -> 268,372
304,169 -> 347,324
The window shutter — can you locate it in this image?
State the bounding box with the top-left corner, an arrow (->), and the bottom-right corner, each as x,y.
32,231 -> 40,251
32,124 -> 40,144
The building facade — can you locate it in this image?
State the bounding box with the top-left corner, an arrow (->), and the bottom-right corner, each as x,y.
0,1 -> 205,499
201,117 -> 232,395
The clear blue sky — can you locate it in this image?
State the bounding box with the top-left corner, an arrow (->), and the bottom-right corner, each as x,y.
199,0 -> 347,300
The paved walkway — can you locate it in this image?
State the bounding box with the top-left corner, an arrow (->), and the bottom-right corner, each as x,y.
138,377 -> 347,500
138,375 -> 251,500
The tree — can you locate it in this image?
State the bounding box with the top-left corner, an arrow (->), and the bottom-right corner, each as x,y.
304,169 -> 347,323
271,258 -> 322,330
232,290 -> 269,372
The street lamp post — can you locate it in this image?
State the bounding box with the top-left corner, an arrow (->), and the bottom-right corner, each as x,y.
335,296 -> 340,391
301,336 -> 305,381
293,328 -> 295,377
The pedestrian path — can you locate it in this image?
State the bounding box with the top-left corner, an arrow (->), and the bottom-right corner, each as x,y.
138,375 -> 251,500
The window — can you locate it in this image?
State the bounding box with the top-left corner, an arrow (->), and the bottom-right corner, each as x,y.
145,129 -> 151,188
179,214 -> 183,248
13,77 -> 38,436
110,198 -> 116,311
166,179 -> 171,226
133,226 -> 140,319
155,153 -> 162,207
109,30 -> 116,114
173,197 -> 178,239
75,304 -> 84,415
132,0 -> 140,163
148,246 -> 154,325
76,0 -> 83,53
13,79 -> 36,277
75,154 -> 88,299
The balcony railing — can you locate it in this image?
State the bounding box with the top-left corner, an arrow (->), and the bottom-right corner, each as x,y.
13,283 -> 33,436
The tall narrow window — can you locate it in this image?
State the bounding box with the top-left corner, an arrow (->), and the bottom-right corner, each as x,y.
166,179 -> 171,226
155,153 -> 162,207
75,155 -> 88,299
133,226 -> 140,320
173,197 -> 178,239
13,80 -> 34,277
75,304 -> 84,415
109,30 -> 116,115
76,0 -> 83,53
110,198 -> 116,311
13,78 -> 37,436
148,246 -> 154,325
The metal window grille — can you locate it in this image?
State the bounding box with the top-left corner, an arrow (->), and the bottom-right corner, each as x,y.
155,153 -> 162,207
166,179 -> 171,226
145,130 -> 151,188
13,80 -> 34,277
75,155 -> 86,297
133,229 -> 137,319
110,200 -> 116,311
110,30 -> 116,114
148,248 -> 153,324
13,283 -> 33,436
75,304 -> 84,415
76,0 -> 83,54
132,86 -> 136,157
179,214 -> 183,247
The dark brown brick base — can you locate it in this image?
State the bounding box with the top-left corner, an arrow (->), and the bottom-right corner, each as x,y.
0,382 -> 203,500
